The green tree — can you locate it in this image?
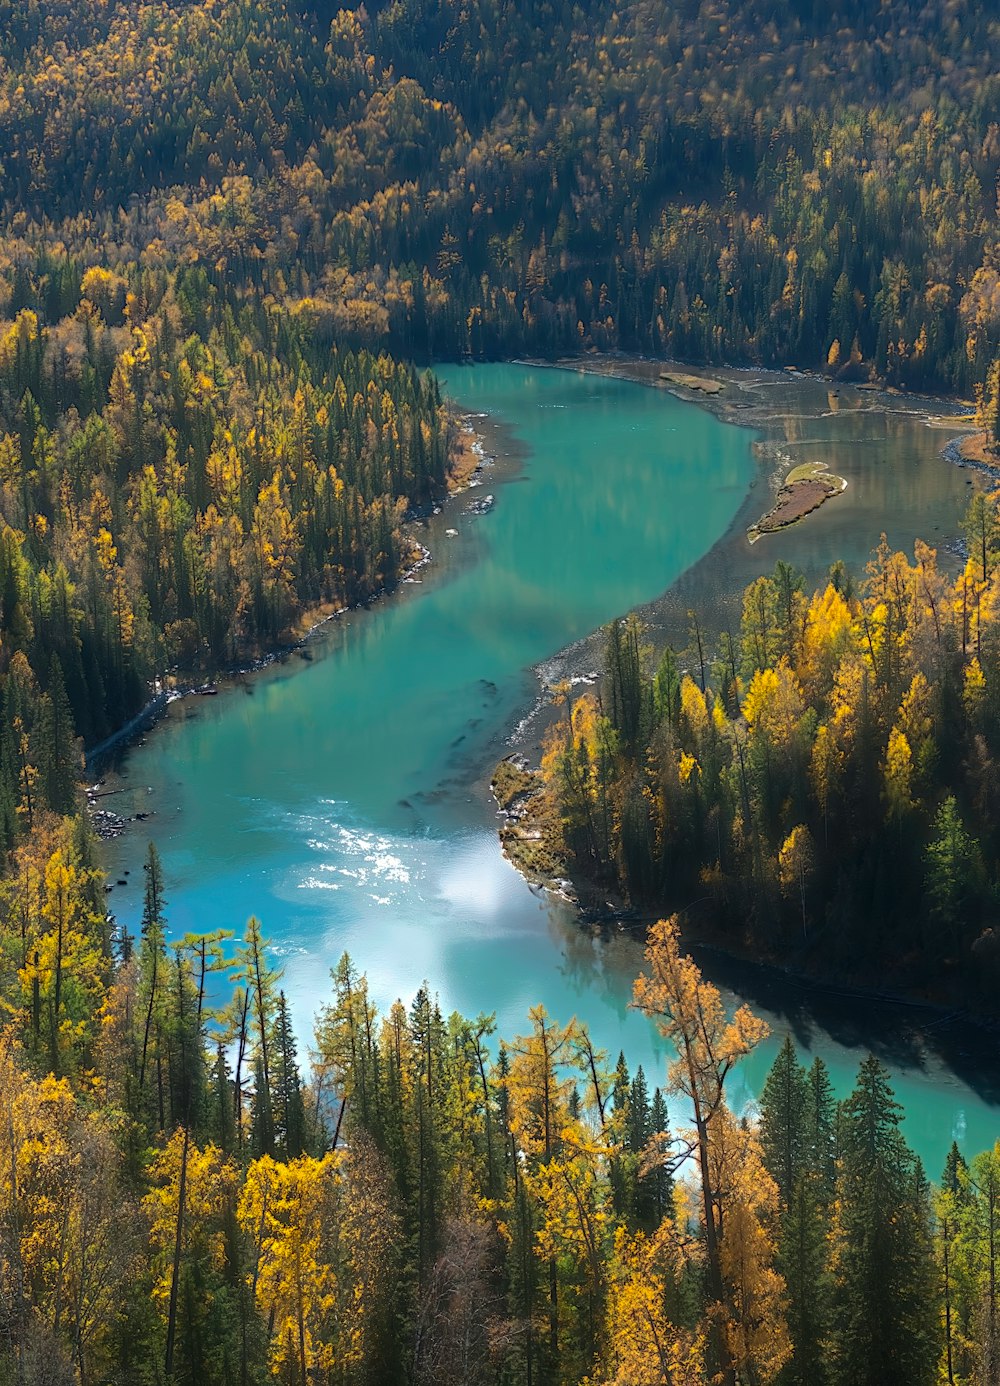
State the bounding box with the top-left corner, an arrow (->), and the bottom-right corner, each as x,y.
924,797 -> 983,944
830,1056 -> 938,1386
759,1037 -> 809,1206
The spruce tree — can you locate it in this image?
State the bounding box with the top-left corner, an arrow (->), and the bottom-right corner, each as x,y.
780,1171 -> 832,1386
831,1056 -> 938,1386
603,615 -> 646,752
648,1087 -> 672,1224
805,1055 -> 838,1197
211,1043 -> 236,1154
40,654 -> 79,815
138,842 -> 168,1124
762,1040 -> 833,1385
759,1035 -> 809,1206
609,1051 -> 631,1217
248,1055 -> 274,1158
627,1066 -> 651,1153
275,990 -> 306,1158
938,1143 -> 972,1386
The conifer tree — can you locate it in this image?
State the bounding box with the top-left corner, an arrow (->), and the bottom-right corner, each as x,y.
759,1036 -> 809,1207
804,1056 -> 838,1196
830,1056 -> 938,1386
39,655 -> 79,815
138,841 -> 168,1124
275,989 -> 306,1159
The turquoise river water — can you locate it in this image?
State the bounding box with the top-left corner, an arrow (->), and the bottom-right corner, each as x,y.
102,363 -> 1000,1173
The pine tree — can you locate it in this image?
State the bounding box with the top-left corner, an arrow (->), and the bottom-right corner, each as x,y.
39,655 -> 79,815
603,615 -> 646,752
240,917 -> 280,1156
778,1172 -> 831,1386
275,990 -> 306,1159
210,1043 -> 237,1154
760,1040 -> 832,1385
647,1086 -> 673,1227
962,1142 -> 1000,1385
830,1056 -> 938,1386
138,842 -> 168,1125
804,1056 -> 837,1197
759,1036 -> 809,1207
249,1056 -> 274,1159
609,1051 -> 631,1218
409,984 -> 446,1277
937,1143 -> 972,1386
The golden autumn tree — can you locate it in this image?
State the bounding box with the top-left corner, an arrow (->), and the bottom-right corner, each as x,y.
145,1131 -> 241,1379
541,692 -> 620,871
503,1006 -> 579,1363
711,1109 -> 790,1383
0,1031 -> 135,1381
798,582 -> 856,704
633,917 -> 788,1386
0,819 -> 108,1076
533,1119 -> 616,1377
595,1226 -> 707,1386
238,1153 -> 338,1384
778,824 -> 815,939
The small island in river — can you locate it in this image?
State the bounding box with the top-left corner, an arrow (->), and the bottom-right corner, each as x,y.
747,458 -> 848,543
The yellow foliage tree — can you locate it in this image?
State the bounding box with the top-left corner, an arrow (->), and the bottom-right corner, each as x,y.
883,725 -> 914,820
0,1031 -> 134,1381
633,917 -> 781,1386
596,1227 -> 707,1385
238,1153 -> 338,1383
778,824 -> 815,938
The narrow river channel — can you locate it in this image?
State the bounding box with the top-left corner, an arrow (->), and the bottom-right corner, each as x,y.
101,363 -> 999,1173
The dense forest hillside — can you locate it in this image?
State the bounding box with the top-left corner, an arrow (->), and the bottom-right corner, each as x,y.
0,0 -> 996,804
2,0 -> 1000,390
0,0 -> 996,797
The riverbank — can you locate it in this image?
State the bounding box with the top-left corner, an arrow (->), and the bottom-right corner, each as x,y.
490,750 -> 1000,1037
447,417 -> 489,491
547,350 -> 976,429
85,414 -> 491,775
98,360 -> 1000,1165
942,430 -> 1000,482
483,355 -> 996,1026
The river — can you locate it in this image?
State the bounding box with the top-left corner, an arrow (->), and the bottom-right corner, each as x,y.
101,362 -> 1000,1173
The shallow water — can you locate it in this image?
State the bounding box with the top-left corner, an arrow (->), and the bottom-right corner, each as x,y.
584,362 -> 980,643
102,363 -> 998,1173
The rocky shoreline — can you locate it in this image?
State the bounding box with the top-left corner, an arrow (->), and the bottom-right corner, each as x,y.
941,431 -> 1000,483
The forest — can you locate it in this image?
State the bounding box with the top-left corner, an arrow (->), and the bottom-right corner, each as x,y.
1,844 -> 998,1386
0,0 -> 999,1380
524,487 -> 1000,1008
2,0 -> 1000,392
